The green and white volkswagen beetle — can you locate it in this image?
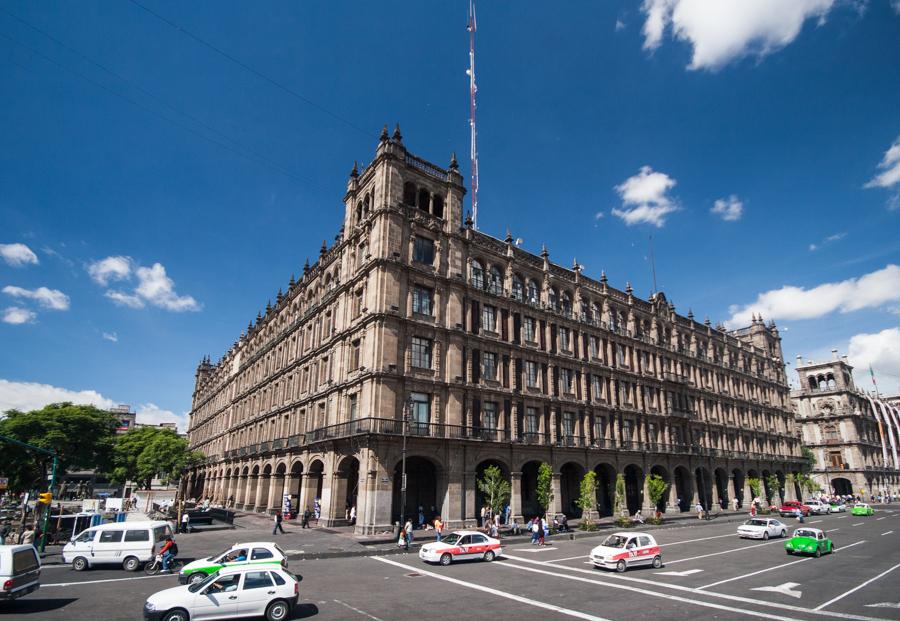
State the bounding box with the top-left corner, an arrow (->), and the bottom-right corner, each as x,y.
851,503 -> 875,516
784,528 -> 834,558
178,542 -> 287,585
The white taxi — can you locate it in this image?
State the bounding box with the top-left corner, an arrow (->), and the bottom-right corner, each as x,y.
737,518 -> 788,540
418,531 -> 502,566
143,565 -> 300,621
589,532 -> 661,572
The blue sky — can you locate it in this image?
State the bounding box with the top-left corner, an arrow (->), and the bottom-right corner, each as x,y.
1,0 -> 899,428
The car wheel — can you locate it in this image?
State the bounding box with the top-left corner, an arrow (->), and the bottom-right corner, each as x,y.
781,530 -> 787,538
652,556 -> 662,569
763,532 -> 769,540
814,548 -> 821,558
162,608 -> 189,621
483,550 -> 496,562
616,560 -> 627,573
72,556 -> 88,571
440,553 -> 452,566
123,556 -> 141,572
830,543 -> 836,553
188,572 -> 207,585
265,600 -> 290,621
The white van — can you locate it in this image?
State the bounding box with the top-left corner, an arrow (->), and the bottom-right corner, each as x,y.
62,520 -> 174,571
0,545 -> 41,601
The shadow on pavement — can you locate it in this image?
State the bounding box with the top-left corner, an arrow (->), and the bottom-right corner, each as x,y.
291,603 -> 319,618
0,597 -> 78,613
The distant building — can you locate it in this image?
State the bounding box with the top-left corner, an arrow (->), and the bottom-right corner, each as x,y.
110,404 -> 136,434
791,350 -> 900,496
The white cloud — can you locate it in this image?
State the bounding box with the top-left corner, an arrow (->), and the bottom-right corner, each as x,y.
102,331 -> 118,343
726,264 -> 900,328
0,379 -> 116,413
87,256 -> 132,286
865,136 -> 900,210
0,243 -> 39,267
88,257 -> 200,312
640,0 -> 835,70
594,211 -> 605,220
611,165 -> 679,227
2,307 -> 36,325
615,18 -> 626,31
809,231 -> 847,252
711,195 -> 744,221
136,403 -> 188,432
2,285 -> 70,311
847,327 -> 900,394
135,263 -> 200,312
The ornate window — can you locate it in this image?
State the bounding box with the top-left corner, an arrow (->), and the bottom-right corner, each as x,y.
471,260 -> 485,289
512,274 -> 524,301
488,266 -> 503,295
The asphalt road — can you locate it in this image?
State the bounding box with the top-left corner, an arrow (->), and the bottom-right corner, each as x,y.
3,509 -> 899,621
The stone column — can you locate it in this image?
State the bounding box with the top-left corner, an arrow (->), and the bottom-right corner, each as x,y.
550,473 -> 562,515
297,473 -> 312,514
464,471 -> 477,524
712,478 -> 722,510
253,474 -> 268,512
282,474 -> 294,516
445,469 -> 465,526
511,402 -> 520,441
510,471 -> 523,521
549,407 -> 558,444
267,474 -> 282,514
727,476 -> 737,510
642,476 -> 654,514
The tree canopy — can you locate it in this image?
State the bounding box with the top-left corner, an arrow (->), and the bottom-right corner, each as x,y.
0,402 -> 119,492
112,426 -> 203,489
476,465 -> 510,515
536,462 -> 554,516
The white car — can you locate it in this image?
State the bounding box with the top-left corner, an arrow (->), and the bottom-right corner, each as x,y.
589,532 -> 661,572
805,501 -> 831,515
418,531 -> 502,565
828,502 -> 846,513
737,518 -> 788,540
144,566 -> 299,621
177,542 -> 287,585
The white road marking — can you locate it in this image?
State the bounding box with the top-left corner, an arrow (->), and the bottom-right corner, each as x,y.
882,531 -> 894,536
516,547 -> 558,553
853,523 -> 865,526
866,603 -> 900,609
815,562 -> 900,611
810,520 -> 823,524
876,517 -> 886,521
752,582 -> 803,599
372,556 -> 613,621
656,569 -> 704,577
504,552 -> 886,621
659,532 -> 740,546
837,516 -> 849,519
333,599 -> 384,621
548,554 -> 589,562
666,539 -> 784,564
43,574 -> 172,588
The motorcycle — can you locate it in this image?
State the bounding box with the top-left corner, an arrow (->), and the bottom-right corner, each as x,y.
144,552 -> 184,575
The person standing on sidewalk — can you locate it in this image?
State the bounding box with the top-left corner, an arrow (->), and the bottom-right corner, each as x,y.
181,511 -> 191,534
301,507 -> 311,529
273,511 -> 286,535
404,518 -> 414,548
434,516 -> 443,542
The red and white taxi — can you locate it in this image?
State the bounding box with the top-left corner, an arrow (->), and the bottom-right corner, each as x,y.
589,532 -> 661,572
418,531 -> 502,566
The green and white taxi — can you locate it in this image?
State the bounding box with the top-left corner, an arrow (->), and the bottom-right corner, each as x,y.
178,542 -> 287,585
851,503 -> 875,516
784,528 -> 834,557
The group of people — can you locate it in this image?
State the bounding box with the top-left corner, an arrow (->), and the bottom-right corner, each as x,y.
1,521 -> 40,547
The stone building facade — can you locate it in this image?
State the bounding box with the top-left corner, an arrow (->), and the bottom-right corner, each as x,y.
791,351 -> 900,496
184,128 -> 805,533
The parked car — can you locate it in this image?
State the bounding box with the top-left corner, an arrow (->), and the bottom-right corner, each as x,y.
805,500 -> 831,515
418,531 -> 502,566
179,542 -> 287,585
63,520 -> 175,571
785,528 -> 834,557
778,501 -> 811,517
828,501 -> 846,513
851,503 -> 875,516
0,545 -> 41,601
143,565 -> 300,621
737,518 -> 788,540
590,532 -> 661,572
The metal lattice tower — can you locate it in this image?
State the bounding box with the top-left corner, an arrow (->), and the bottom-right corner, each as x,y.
467,0 -> 479,229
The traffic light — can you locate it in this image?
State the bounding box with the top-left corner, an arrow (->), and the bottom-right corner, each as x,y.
37,492 -> 52,505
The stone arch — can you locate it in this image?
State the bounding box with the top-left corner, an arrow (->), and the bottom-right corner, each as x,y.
392,455 -> 442,525
475,459 -> 510,521
403,182 -> 416,206
560,462 -> 585,518
695,467 -> 712,511
732,468 -> 745,508
714,467 -> 729,510
593,463 -> 617,517
623,464 -> 644,515
649,465 -> 671,513
520,460 -> 544,518
831,476 -> 852,496
307,459 -> 325,505
334,456 -> 361,522
417,188 -> 430,212
674,465 -> 693,511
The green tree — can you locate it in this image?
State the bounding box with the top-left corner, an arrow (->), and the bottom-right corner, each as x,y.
536,462 -> 554,516
765,474 -> 782,504
112,427 -> 203,489
576,471 -> 598,527
748,477 -> 761,500
800,446 -> 815,474
614,473 -> 627,517
0,403 -> 118,492
476,465 -> 511,516
645,474 -> 669,513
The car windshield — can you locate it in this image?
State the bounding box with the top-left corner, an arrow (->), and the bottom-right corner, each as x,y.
745,519 -> 767,527
601,535 -> 629,548
210,548 -> 232,562
189,571 -> 220,593
794,530 -> 817,538
439,534 -> 462,546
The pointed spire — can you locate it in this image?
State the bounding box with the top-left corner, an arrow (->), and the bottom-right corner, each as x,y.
540,244 -> 549,259
289,273 -> 296,287
256,311 -> 262,323
704,316 -> 711,327
687,309 -> 694,321
303,258 -> 310,275
247,321 -> 253,333
449,152 -> 459,170
266,300 -> 272,314
380,124 -> 389,142
392,123 -> 402,142
600,270 -> 607,285
350,161 -> 358,178
277,288 -> 283,304
626,281 -> 633,295
505,227 -> 513,244
320,240 -> 327,257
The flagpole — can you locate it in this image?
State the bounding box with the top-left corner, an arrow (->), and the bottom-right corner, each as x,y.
870,365 -> 880,399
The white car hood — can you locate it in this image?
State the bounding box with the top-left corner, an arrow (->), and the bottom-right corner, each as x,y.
420,542 -> 452,553
147,584 -> 193,608
589,545 -> 623,557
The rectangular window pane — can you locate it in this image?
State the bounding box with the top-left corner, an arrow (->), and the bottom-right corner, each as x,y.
525,407 -> 539,433
526,361 -> 538,387
413,238 -> 435,264
524,317 -> 535,342
481,305 -> 496,331
412,286 -> 433,315
483,402 -> 498,429
410,392 -> 430,433
411,337 -> 432,369
483,352 -> 497,380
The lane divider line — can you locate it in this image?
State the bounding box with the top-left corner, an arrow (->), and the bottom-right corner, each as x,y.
665,539 -> 784,564
43,574 -> 172,588
814,562 -> 900,611
881,531 -> 893,536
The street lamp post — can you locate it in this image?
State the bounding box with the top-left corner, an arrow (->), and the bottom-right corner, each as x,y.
399,397 -> 413,527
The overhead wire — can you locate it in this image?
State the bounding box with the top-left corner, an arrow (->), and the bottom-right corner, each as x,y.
127,0 -> 376,139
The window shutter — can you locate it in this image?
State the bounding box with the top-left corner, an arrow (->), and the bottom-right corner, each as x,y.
472,349 -> 481,384
471,300 -> 480,334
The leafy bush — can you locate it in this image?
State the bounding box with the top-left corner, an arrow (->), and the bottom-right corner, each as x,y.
645,516 -> 663,526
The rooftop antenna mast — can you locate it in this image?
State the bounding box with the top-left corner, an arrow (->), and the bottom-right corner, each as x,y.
467,0 -> 479,229
648,235 -> 658,295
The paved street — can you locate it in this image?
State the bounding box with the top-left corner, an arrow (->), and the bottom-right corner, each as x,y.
3,508 -> 899,621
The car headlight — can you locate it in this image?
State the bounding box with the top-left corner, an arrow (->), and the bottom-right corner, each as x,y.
144,601 -> 156,612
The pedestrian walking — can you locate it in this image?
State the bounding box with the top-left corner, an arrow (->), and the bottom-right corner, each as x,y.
349,505 -> 357,525
434,517 -> 443,542
301,507 -> 311,529
181,511 -> 191,534
273,511 -> 285,535
696,502 -> 704,520
404,518 -> 414,548
538,517 -> 546,546
480,505 -> 487,529
530,518 -> 540,544
398,527 -> 408,551
732,497 -> 739,512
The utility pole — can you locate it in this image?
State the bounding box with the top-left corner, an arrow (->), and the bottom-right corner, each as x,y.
467,0 -> 479,229
399,397 -> 412,528
0,434 -> 59,553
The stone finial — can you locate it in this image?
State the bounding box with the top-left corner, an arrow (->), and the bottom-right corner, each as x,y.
392,123 -> 402,142
276,288 -> 283,304
289,273 -> 295,287
464,211 -> 473,229
303,258 -> 310,275
449,152 -> 459,170
256,311 -> 262,323
505,228 -> 513,244
704,316 -> 711,327
350,161 -> 358,178
320,240 -> 327,257
266,300 -> 272,314
626,281 -> 633,295
540,244 -> 549,259
573,257 -> 579,270
247,321 -> 253,333
380,125 -> 389,142
687,309 -> 694,321
600,270 -> 607,285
